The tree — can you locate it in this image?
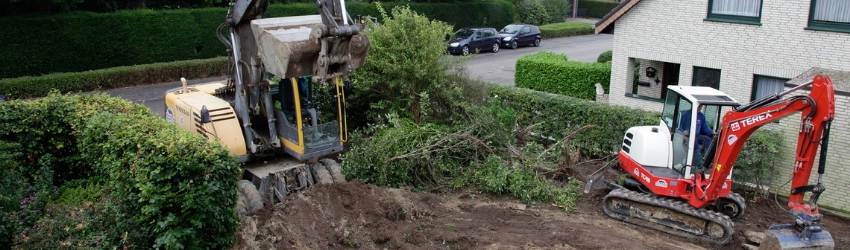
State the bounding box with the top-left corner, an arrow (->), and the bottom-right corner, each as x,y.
353,4 -> 453,123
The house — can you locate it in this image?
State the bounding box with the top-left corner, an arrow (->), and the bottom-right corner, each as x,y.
595,0 -> 850,213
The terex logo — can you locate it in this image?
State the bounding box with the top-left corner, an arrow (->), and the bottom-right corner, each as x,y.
731,113 -> 772,131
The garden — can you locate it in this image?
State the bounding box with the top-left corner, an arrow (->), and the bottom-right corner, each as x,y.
2,2 -> 850,249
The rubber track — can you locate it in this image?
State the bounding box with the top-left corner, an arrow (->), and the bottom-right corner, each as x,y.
603,188 -> 735,245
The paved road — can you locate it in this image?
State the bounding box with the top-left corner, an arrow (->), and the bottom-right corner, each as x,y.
108,34 -> 612,114
463,34 -> 612,86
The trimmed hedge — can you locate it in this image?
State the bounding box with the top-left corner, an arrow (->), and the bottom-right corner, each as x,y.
0,57 -> 228,99
597,50 -> 612,63
538,21 -> 594,38
490,85 -> 657,157
0,94 -> 241,248
0,1 -> 512,79
515,52 -> 611,100
578,0 -> 618,18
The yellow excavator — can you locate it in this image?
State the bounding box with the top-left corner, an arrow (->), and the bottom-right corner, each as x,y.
164,0 -> 368,214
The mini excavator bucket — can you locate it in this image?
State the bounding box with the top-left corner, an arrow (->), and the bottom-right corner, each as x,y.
760,224 -> 834,250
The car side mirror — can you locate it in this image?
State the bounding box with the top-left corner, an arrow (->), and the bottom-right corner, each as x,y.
200,105 -> 211,124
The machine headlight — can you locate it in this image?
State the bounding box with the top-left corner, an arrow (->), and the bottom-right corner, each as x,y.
503,37 -> 512,41
449,42 -> 460,47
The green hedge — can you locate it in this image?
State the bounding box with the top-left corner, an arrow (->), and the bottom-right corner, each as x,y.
515,52 -> 611,100
0,1 -> 512,79
489,85 -> 657,157
0,95 -> 241,248
538,21 -> 594,38
0,57 -> 228,99
597,50 -> 612,63
578,0 -> 618,18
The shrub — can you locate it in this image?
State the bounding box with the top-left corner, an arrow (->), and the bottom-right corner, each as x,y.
352,4 -> 456,123
735,130 -> 784,189
515,52 -> 611,100
578,0 -> 618,18
0,57 -> 227,99
0,1 -> 512,78
539,0 -> 571,24
538,21 -> 594,38
516,0 -> 550,25
489,85 -> 658,157
597,50 -> 613,63
0,94 -> 241,248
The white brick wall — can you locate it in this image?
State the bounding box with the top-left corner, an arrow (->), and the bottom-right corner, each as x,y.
608,0 -> 850,211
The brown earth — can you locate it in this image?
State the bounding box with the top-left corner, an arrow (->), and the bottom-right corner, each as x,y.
234,162 -> 850,249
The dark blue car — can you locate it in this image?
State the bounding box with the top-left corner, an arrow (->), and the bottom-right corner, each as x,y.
498,24 -> 541,49
447,28 -> 500,56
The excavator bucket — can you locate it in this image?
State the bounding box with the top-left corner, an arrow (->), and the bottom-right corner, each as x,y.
760,224 -> 834,250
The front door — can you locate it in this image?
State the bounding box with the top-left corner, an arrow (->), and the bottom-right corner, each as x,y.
661,63 -> 681,99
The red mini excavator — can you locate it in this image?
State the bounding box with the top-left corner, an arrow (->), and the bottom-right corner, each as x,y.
603,75 -> 836,249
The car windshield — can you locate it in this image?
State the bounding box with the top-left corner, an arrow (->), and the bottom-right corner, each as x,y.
500,25 -> 522,33
453,29 -> 474,38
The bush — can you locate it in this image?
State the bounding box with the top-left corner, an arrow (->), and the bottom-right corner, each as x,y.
597,50 -> 613,63
539,21 -> 594,38
539,0 -> 571,23
0,94 -> 241,248
489,85 -> 658,157
735,130 -> 784,189
578,0 -> 618,18
516,0 -> 550,25
0,1 -> 512,79
515,52 -> 611,100
0,57 -> 227,99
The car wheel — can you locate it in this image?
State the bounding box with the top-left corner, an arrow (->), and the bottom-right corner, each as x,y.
492,43 -> 499,53
534,38 -> 541,47
462,45 -> 470,56
510,41 -> 518,49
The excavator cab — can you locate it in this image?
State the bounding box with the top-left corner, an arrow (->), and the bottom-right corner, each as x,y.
624,86 -> 739,181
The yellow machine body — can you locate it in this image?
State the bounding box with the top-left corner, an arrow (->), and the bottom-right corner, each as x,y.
164,81 -> 248,158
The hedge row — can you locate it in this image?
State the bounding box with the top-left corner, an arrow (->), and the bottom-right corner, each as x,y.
0,57 -> 228,99
515,52 -> 611,100
0,1 -> 512,78
0,95 -> 241,248
538,21 -> 594,38
578,0 -> 618,18
490,85 -> 657,157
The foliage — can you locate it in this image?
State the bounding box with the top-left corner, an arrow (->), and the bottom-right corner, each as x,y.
516,0 -> 550,25
538,21 -> 594,38
342,102 -> 585,210
578,0 -> 618,18
0,141 -> 24,248
0,1 -> 512,78
489,85 -> 658,157
597,50 -> 613,63
515,52 -> 612,100
0,57 -> 227,99
538,0 -> 571,24
734,130 -> 784,189
0,94 -> 241,249
352,4 -> 456,123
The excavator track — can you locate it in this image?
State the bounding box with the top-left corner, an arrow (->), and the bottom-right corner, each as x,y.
603,188 -> 735,245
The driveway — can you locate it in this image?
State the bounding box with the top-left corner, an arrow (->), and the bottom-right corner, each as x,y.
108,34 -> 612,114
462,34 -> 612,86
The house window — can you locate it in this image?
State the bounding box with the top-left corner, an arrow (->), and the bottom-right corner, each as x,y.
692,67 -> 721,89
752,75 -> 788,101
707,0 -> 762,24
808,0 -> 850,33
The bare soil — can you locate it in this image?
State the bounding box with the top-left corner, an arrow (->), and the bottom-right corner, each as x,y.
234,162 -> 850,249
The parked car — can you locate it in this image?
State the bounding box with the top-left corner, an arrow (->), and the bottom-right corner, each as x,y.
447,28 -> 500,56
498,24 -> 541,49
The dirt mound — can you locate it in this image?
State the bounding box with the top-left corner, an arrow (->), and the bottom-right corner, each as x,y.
234,182 -> 705,250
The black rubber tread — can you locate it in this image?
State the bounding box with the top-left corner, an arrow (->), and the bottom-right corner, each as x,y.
319,158 -> 346,183
603,188 -> 735,245
719,192 -> 747,220
310,163 -> 333,185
